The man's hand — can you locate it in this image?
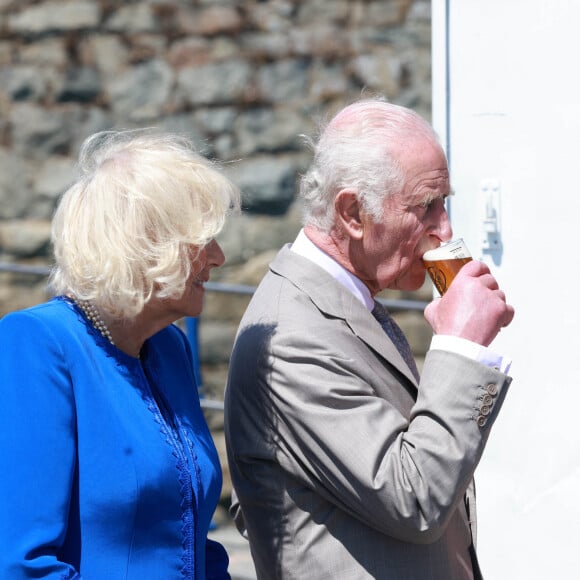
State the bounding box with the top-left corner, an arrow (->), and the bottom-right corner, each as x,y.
424,260 -> 515,347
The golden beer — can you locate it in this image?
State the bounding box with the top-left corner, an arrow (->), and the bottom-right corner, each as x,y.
422,239 -> 472,295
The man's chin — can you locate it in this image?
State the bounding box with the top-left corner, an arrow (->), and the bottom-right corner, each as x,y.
393,271 -> 427,292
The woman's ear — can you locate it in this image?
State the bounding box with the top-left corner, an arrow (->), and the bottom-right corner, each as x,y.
334,190 -> 364,240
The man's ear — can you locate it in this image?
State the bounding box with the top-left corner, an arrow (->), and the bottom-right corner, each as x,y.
335,190 -> 364,240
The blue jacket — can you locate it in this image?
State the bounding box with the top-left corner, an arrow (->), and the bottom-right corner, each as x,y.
0,296 -> 230,579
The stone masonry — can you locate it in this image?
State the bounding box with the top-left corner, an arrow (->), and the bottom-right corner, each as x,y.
0,0 -> 434,505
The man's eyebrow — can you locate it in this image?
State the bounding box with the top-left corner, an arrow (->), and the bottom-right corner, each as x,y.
418,189 -> 454,206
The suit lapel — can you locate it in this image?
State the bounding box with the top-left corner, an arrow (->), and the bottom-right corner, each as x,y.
270,246 -> 419,389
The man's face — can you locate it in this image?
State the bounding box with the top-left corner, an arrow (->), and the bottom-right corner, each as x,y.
354,137 -> 452,294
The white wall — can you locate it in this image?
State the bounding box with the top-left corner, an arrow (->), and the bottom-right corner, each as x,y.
432,1 -> 579,578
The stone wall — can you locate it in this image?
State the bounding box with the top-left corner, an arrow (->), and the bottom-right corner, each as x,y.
0,0 -> 434,503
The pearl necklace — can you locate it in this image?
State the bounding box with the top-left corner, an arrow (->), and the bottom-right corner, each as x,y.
72,297 -> 115,346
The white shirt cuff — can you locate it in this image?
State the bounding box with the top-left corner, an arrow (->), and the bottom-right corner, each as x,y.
430,334 -> 512,374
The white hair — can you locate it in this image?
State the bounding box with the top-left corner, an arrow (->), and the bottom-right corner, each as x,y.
50,129 -> 240,318
299,98 -> 441,231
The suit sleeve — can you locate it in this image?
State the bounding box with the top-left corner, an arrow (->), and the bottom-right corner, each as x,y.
229,318 -> 511,545
0,312 -> 81,579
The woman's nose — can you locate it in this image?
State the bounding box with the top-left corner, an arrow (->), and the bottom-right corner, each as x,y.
206,239 -> 225,268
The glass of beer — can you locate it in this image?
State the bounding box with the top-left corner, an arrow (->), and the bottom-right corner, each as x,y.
422,238 -> 472,295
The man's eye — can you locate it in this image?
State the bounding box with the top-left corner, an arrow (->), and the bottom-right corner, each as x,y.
421,197 -> 446,210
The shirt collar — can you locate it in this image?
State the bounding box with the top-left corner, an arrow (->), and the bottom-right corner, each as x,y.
290,229 -> 375,311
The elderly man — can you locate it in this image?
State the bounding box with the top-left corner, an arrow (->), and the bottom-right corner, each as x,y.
224,99 -> 514,579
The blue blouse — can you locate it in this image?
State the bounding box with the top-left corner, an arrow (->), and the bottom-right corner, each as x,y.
0,297 -> 230,579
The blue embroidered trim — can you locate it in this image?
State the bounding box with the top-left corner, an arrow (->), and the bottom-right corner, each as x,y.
139,366 -> 196,580
180,429 -> 202,577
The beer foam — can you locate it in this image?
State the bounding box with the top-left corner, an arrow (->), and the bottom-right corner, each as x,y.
422,238 -> 471,261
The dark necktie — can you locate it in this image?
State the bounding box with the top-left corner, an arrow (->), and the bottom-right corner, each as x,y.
371,301 -> 420,382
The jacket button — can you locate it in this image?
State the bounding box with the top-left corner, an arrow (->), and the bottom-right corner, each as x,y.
476,415 -> 487,427
481,394 -> 493,406
486,383 -> 498,396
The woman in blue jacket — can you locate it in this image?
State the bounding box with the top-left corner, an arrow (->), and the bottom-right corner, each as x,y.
0,129 -> 240,579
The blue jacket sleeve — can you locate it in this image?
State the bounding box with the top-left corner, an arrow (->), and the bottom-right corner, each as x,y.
0,311 -> 81,579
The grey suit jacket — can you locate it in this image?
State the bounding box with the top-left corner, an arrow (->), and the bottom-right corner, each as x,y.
224,246 -> 511,579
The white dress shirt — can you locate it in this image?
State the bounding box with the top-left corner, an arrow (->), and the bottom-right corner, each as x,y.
290,229 -> 511,374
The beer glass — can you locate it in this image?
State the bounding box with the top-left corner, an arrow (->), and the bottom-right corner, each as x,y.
422,238 -> 472,295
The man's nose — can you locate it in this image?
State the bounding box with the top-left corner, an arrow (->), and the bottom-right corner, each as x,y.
436,205 -> 453,242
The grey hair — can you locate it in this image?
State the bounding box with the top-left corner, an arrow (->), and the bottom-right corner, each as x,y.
299,98 -> 440,232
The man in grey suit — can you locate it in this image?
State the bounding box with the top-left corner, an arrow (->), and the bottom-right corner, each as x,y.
224,99 -> 514,579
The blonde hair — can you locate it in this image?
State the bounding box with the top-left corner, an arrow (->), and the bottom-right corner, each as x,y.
50,129 -> 240,318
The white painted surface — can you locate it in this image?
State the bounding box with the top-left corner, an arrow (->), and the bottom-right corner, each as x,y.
432,1 -> 579,577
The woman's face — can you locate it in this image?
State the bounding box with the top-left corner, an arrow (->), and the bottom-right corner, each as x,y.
163,239 -> 226,321
185,239 -> 225,317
